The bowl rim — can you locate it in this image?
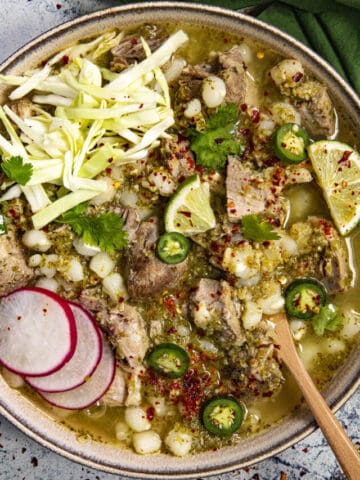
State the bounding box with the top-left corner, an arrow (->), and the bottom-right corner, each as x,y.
0,2 -> 359,478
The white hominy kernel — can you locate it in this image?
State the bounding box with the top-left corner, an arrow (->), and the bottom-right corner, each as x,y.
90,177 -> 116,205
148,397 -> 168,417
89,252 -> 115,278
289,319 -> 307,341
270,59 -> 304,88
35,277 -> 59,293
28,254 -> 42,267
238,43 -> 253,64
164,57 -> 187,82
102,272 -> 128,302
22,229 -> 51,252
202,75 -> 226,108
242,300 -> 262,330
124,407 -> 151,432
165,430 -> 192,457
184,98 -> 202,118
39,254 -> 59,278
63,257 -> 84,282
132,431 -> 162,454
115,421 -> 131,442
73,237 -> 101,257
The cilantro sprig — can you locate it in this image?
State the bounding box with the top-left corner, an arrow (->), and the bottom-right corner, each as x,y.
1,156 -> 33,185
61,203 -> 128,254
189,104 -> 243,169
241,214 -> 280,242
311,304 -> 342,336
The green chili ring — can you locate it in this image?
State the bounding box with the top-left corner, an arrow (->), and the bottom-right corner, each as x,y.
273,123 -> 310,164
285,277 -> 327,320
156,232 -> 191,264
148,343 -> 190,379
201,396 -> 245,436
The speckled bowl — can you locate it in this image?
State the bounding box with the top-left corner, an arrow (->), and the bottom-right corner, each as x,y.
0,3 -> 359,478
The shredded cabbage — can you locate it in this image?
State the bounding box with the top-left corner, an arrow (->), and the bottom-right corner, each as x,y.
0,29 -> 189,227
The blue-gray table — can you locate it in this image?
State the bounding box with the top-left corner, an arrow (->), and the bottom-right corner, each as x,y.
0,1 -> 358,479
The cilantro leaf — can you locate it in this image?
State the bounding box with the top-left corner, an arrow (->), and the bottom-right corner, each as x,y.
312,304 -> 342,336
241,214 -> 280,242
206,103 -> 238,130
190,104 -> 243,169
62,203 -> 128,253
1,156 -> 33,185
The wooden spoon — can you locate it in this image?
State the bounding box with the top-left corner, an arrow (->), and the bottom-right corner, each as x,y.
273,313 -> 360,480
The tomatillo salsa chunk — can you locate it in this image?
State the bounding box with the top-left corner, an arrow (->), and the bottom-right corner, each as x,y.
201,396 -> 245,436
156,232 -> 191,264
273,123 -> 309,164
148,343 -> 190,378
285,278 -> 327,320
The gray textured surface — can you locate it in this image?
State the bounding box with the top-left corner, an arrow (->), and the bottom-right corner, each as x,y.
0,1 -> 359,479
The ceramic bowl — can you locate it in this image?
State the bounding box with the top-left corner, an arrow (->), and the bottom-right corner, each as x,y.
0,3 -> 359,478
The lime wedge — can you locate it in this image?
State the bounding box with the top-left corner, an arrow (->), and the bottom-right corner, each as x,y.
308,140 -> 360,235
164,174 -> 216,235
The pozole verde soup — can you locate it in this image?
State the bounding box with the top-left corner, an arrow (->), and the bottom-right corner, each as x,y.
0,23 -> 359,457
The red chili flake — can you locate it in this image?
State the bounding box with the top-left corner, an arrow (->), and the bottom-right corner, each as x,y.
240,103 -> 247,112
262,241 -> 271,247
223,38 -> 229,44
17,316 -> 22,321
242,61 -> 248,71
130,38 -> 138,45
62,55 -> 69,65
139,103 -> 144,109
108,157 -> 113,163
146,406 -> 155,421
31,457 -> 38,467
239,128 -> 250,135
338,150 -> 352,168
179,211 -> 191,218
292,72 -> 303,83
263,90 -> 269,96
302,447 -> 309,453
251,109 -> 260,123
105,167 -> 112,175
164,296 -> 177,318
42,309 -> 47,314
56,3 -> 62,10
186,156 -> 195,169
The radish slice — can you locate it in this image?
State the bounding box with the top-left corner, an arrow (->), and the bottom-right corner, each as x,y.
26,303 -> 102,393
40,339 -> 116,410
0,287 -> 77,377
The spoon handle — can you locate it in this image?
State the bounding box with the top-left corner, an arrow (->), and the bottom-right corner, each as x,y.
282,343 -> 360,480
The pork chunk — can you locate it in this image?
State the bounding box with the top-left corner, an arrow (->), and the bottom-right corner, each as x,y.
226,156 -> 267,221
125,218 -> 188,300
218,45 -> 259,107
102,366 -> 127,407
297,85 -> 335,139
190,278 -> 244,344
111,36 -> 163,71
0,230 -> 34,296
107,304 -> 149,368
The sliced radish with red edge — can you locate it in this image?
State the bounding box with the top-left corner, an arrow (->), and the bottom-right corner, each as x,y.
40,339 -> 115,410
26,303 -> 102,393
0,287 -> 77,377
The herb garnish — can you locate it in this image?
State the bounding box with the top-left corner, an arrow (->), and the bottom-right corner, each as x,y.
61,203 -> 128,253
241,214 -> 280,242
1,156 -> 33,185
312,304 -> 342,336
190,104 -> 243,169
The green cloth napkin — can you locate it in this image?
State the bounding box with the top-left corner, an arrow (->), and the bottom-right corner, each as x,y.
118,0 -> 359,94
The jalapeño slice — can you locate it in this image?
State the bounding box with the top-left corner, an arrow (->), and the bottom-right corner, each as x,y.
285,278 -> 326,320
148,343 -> 190,379
156,232 -> 191,264
201,396 -> 245,436
273,123 -> 309,164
